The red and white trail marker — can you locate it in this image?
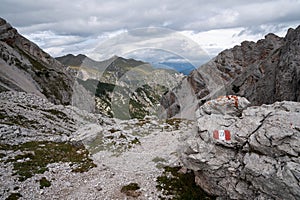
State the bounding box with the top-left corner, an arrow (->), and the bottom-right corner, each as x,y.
213,130 -> 231,141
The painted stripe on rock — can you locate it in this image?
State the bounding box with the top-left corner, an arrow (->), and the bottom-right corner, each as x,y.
213,130 -> 231,141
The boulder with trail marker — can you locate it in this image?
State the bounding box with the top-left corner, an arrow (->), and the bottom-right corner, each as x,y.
180,96 -> 300,199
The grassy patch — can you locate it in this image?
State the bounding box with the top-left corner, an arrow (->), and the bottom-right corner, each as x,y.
108,128 -> 120,133
121,183 -> 141,197
130,137 -> 141,145
5,193 -> 22,200
129,98 -> 149,119
152,157 -> 167,163
41,109 -> 72,122
165,118 -> 182,130
0,141 -> 96,181
156,166 -> 215,200
136,119 -> 150,126
39,177 -> 51,189
0,113 -> 40,129
0,152 -> 5,159
77,79 -> 115,97
88,132 -> 141,156
17,47 -> 45,71
152,157 -> 167,169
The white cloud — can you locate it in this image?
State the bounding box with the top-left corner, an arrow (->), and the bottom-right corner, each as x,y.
88,27 -> 210,67
1,0 -> 300,61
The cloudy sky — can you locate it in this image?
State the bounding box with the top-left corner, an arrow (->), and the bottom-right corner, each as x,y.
1,0 -> 300,67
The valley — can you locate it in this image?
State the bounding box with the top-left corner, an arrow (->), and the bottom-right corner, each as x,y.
0,16 -> 299,200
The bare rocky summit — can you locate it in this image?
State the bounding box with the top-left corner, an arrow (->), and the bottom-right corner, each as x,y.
180,96 -> 300,199
163,26 -> 300,119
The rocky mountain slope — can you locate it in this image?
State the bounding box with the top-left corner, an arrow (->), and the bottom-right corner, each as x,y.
1,17 -> 299,199
0,91 -> 198,199
180,95 -> 300,199
162,26 -> 300,119
0,18 -> 74,105
58,54 -> 183,119
1,91 -> 299,199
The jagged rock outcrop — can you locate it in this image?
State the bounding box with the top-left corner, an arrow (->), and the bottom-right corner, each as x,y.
0,18 -> 74,105
180,96 -> 300,199
163,26 -> 300,119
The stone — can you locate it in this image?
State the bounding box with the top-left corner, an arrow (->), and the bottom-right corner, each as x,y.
180,97 -> 300,199
0,17 -> 74,105
163,25 -> 300,119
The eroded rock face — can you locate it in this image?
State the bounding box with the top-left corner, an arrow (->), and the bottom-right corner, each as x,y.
180,96 -> 300,199
163,25 -> 300,118
0,18 -> 74,105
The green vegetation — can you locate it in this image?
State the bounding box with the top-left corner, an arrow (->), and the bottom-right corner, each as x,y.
152,156 -> 167,169
152,157 -> 167,163
77,78 -> 165,119
121,183 -> 141,197
166,118 -> 182,130
108,128 -> 120,133
130,137 -> 141,145
0,152 -> 5,159
156,166 -> 215,200
88,132 -> 141,156
5,193 -> 22,200
39,177 -> 51,189
77,79 -> 115,97
129,98 -> 149,119
17,47 -> 46,71
0,112 -> 40,129
43,109 -> 69,119
0,141 -> 96,181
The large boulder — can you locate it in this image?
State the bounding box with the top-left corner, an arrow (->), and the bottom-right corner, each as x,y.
180,96 -> 300,199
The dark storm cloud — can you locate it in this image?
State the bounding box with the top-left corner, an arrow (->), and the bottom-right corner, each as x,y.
1,0 -> 299,58
2,0 -> 300,35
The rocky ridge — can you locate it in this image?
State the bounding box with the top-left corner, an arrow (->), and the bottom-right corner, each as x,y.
163,26 -> 300,119
180,95 -> 300,199
0,18 -> 74,105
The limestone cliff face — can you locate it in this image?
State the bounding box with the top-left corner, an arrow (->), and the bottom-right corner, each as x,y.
0,18 -> 74,105
162,26 -> 300,119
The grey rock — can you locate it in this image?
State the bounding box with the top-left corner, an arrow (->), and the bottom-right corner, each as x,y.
180,97 -> 300,199
0,17 -> 74,105
163,25 -> 300,119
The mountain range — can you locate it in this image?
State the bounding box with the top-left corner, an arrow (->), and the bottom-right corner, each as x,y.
56,53 -> 182,119
0,17 -> 300,199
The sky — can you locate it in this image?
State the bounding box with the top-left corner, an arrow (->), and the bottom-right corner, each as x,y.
1,0 -> 300,69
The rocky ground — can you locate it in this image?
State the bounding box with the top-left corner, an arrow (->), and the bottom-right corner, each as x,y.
0,91 -> 202,200
1,92 -> 299,200
181,95 -> 300,199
